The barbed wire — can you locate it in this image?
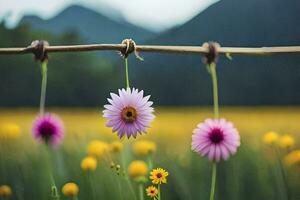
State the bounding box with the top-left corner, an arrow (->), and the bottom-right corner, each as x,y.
0,42 -> 300,56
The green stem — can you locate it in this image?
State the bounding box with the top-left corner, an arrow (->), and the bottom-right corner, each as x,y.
147,154 -> 153,170
87,172 -> 95,200
46,147 -> 59,200
138,183 -> 144,200
72,196 -> 79,200
125,58 -> 130,88
117,178 -> 124,200
40,61 -> 48,115
209,162 -> 217,200
209,63 -> 219,118
49,169 -> 59,200
274,147 -> 290,200
157,184 -> 161,200
120,143 -> 137,200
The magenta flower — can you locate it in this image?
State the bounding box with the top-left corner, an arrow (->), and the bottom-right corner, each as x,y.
32,113 -> 64,146
103,88 -> 155,139
191,118 -> 240,162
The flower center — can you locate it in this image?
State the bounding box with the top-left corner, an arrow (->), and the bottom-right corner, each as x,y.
156,173 -> 162,178
150,190 -> 155,194
209,128 -> 224,144
121,107 -> 137,123
39,122 -> 56,141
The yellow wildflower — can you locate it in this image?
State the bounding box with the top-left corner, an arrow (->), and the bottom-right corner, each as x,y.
278,135 -> 295,149
0,185 -> 12,197
284,150 -> 300,166
87,140 -> 109,158
133,140 -> 156,156
81,156 -> 97,171
150,168 -> 169,184
263,131 -> 278,144
0,123 -> 21,140
62,182 -> 79,197
146,186 -> 158,198
110,141 -> 123,153
128,160 -> 148,178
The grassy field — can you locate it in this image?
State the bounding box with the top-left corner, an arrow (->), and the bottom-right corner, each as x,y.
0,107 -> 300,200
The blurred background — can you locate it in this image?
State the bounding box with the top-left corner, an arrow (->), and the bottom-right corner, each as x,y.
1,0 -> 300,200
0,0 -> 300,106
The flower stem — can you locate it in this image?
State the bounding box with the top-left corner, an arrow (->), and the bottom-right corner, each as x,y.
87,171 -> 95,200
147,154 -> 153,170
209,162 -> 217,200
120,143 -> 137,200
138,183 -> 144,200
40,61 -> 48,115
209,63 -> 219,118
44,145 -> 59,200
157,184 -> 161,200
274,147 -> 290,200
125,58 -> 130,88
72,196 -> 79,200
49,170 -> 59,200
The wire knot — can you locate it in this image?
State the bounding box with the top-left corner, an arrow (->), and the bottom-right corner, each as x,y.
120,39 -> 143,61
202,42 -> 220,65
28,40 -> 49,62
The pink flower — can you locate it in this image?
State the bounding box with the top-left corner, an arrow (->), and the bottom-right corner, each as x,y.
32,113 -> 64,146
191,118 -> 240,162
103,88 -> 155,139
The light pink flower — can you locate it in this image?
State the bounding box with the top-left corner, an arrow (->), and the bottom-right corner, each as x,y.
103,88 -> 155,139
191,118 -> 240,162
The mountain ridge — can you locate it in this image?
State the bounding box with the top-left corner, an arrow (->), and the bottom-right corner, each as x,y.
19,4 -> 157,43
130,0 -> 300,105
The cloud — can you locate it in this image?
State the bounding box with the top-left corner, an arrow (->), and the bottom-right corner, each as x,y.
0,0 -> 216,30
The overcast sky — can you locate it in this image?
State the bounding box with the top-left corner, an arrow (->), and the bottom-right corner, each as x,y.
0,0 -> 217,31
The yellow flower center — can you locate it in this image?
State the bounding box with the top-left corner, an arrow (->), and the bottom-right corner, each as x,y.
121,107 -> 137,123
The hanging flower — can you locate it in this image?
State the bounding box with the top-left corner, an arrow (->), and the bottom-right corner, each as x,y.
103,88 -> 155,139
150,168 -> 169,184
32,113 -> 64,146
191,118 -> 240,162
146,186 -> 158,198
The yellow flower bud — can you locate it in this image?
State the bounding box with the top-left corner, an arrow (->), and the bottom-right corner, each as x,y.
128,160 -> 148,178
81,156 -> 97,171
278,135 -> 295,149
284,150 -> 300,166
0,123 -> 21,140
110,141 -> 123,153
0,185 -> 12,197
87,140 -> 109,158
133,140 -> 156,156
263,131 -> 278,144
62,182 -> 79,197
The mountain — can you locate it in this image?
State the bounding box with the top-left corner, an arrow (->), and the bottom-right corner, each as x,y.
19,5 -> 157,43
130,0 -> 300,105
